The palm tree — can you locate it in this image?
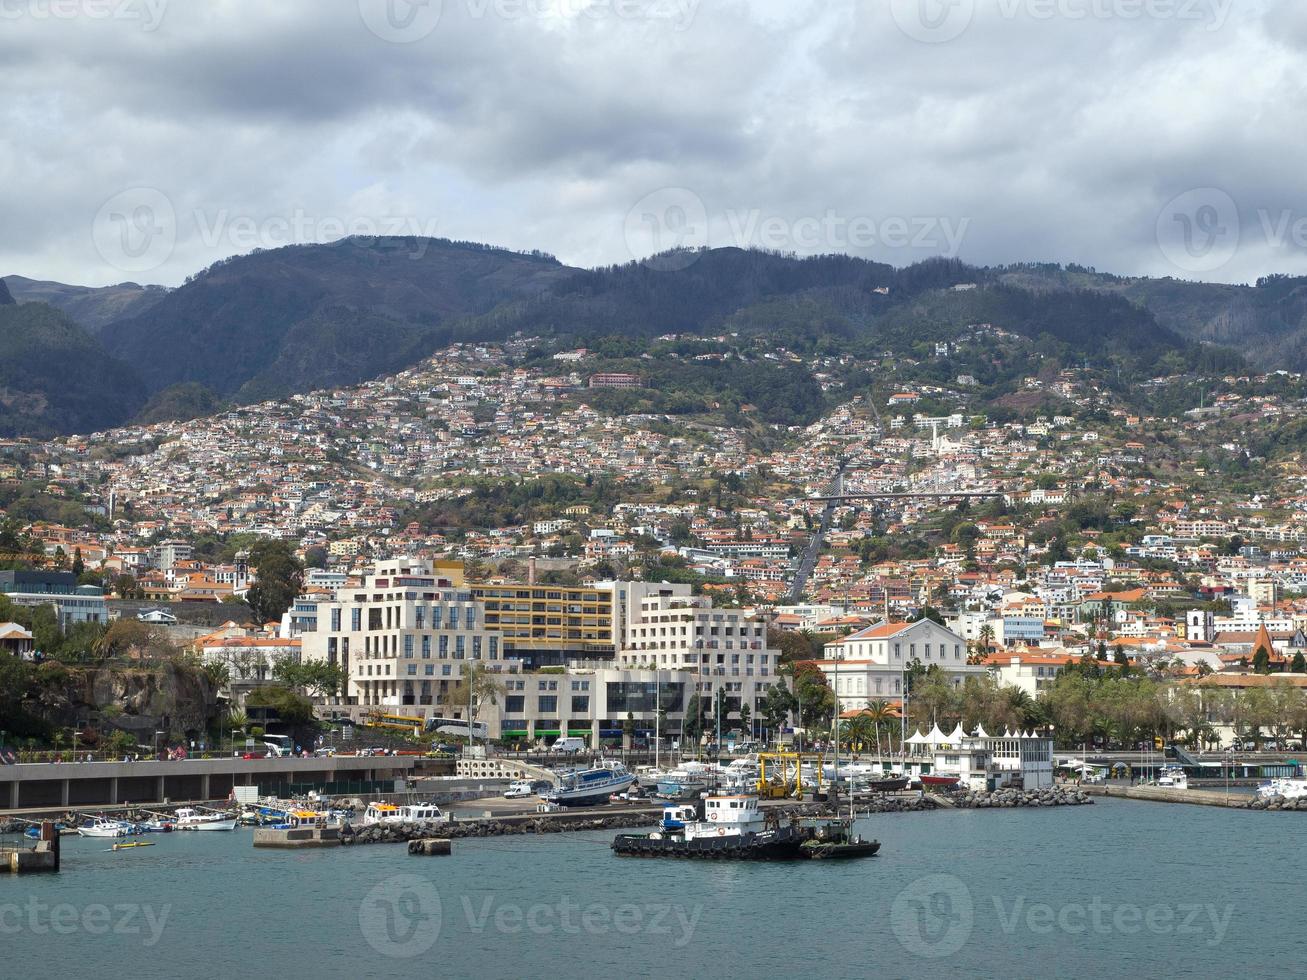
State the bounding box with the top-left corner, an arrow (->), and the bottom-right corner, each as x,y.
977,623 -> 996,653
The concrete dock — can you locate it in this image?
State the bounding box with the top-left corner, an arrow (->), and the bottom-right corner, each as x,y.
1,822 -> 60,873
1080,784 -> 1257,809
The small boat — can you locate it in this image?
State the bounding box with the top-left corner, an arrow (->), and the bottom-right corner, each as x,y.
175,808 -> 239,831
919,774 -> 961,788
1154,766 -> 1188,790
546,763 -> 635,807
77,816 -> 135,839
865,776 -> 911,793
140,818 -> 174,833
612,795 -> 806,860
111,840 -> 157,851
800,820 -> 881,860
361,802 -> 450,826
24,822 -> 66,839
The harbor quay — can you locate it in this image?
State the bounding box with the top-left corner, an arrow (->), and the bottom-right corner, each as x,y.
0,756 -> 417,811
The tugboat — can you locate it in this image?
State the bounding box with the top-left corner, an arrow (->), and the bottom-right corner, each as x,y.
612,795 -> 806,860
800,819 -> 881,860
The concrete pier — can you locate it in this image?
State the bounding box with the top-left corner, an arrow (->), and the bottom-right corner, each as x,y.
1080,784 -> 1251,808
1,756 -> 417,811
1,821 -> 59,873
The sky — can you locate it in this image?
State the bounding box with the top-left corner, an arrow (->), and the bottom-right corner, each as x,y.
2,0 -> 1305,287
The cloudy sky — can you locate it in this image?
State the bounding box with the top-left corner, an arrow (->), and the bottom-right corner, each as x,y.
2,0 -> 1304,287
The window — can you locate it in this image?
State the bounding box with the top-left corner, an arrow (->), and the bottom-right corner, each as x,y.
489,636 -> 499,659
422,635 -> 431,659
539,695 -> 558,714
450,606 -> 460,630
330,608 -> 341,632
403,635 -> 413,658
351,608 -> 362,631
432,606 -> 443,630
505,695 -> 525,713
571,695 -> 589,713
439,635 -> 449,658
416,606 -> 425,630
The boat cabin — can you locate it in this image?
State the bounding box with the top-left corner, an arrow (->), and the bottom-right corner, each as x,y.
364,803 -> 401,825
684,795 -> 767,840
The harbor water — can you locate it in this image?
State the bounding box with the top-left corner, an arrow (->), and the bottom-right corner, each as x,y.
1,798 -> 1297,979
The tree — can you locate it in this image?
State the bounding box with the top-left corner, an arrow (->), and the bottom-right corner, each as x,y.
245,685 -> 314,725
244,540 -> 304,623
738,701 -> 751,735
1253,647 -> 1272,676
273,660 -> 348,698
1291,652 -> 1306,674
977,623 -> 995,652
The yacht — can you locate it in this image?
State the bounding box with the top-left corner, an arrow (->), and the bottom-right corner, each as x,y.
76,816 -> 135,839
1154,766 -> 1188,790
175,807 -> 239,831
545,762 -> 635,806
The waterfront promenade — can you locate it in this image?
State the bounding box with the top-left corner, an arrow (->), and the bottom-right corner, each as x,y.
0,755 -> 417,810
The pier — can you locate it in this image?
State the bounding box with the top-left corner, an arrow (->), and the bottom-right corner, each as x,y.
0,756 -> 417,811
1,821 -> 59,873
1080,784 -> 1275,809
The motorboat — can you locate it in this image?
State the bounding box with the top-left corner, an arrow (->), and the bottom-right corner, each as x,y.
1154,766 -> 1188,790
175,808 -> 239,831
361,802 -> 449,825
77,816 -> 135,839
140,817 -> 175,833
545,762 -> 635,807
613,794 -> 806,859
919,773 -> 961,789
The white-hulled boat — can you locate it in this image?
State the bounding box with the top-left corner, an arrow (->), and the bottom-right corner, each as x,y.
1154,766 -> 1188,790
613,794 -> 806,859
362,802 -> 450,826
77,816 -> 135,838
546,762 -> 635,806
1258,776 -> 1307,800
175,807 -> 239,831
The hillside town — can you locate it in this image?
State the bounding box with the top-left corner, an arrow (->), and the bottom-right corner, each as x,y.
6,337 -> 1307,756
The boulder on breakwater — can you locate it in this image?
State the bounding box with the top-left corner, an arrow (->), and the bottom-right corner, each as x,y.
953,787 -> 1093,809
339,811 -> 655,845
1244,795 -> 1307,811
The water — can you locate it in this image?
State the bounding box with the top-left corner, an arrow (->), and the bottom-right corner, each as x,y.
1,799 -> 1295,979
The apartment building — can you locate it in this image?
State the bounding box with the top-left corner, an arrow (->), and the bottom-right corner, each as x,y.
469,581 -> 616,667
301,558 -> 513,728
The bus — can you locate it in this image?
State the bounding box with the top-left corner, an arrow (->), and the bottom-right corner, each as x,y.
262,734 -> 294,757
424,717 -> 488,740
360,712 -> 425,735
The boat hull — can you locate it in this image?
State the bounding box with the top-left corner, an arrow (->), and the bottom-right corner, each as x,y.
919,775 -> 960,788
612,826 -> 806,860
549,773 -> 636,807
179,820 -> 239,831
866,777 -> 911,793
801,839 -> 881,860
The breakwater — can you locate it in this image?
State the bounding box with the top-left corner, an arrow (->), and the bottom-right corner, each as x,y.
1080,783 -> 1307,809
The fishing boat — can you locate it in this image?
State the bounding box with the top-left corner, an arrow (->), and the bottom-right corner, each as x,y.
612,794 -> 806,859
77,816 -> 135,839
799,819 -> 881,860
546,762 -> 635,807
361,802 -> 450,825
175,807 -> 239,831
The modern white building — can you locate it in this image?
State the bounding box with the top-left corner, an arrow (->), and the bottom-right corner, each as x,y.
616,590 -> 779,727
300,558 -> 514,730
817,619 -> 986,713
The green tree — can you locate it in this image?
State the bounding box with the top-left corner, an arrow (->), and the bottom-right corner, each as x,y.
244,540 -> 305,623
1253,647 -> 1272,676
1291,652 -> 1306,674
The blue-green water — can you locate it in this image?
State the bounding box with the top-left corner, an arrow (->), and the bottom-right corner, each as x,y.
1,799 -> 1296,979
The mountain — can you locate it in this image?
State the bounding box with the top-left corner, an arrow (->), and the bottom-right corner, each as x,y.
0,301 -> 147,438
0,278 -> 13,305
995,265 -> 1307,370
99,238 -> 575,401
1,275 -> 166,333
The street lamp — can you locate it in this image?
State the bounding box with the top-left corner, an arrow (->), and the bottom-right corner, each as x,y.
153,730 -> 165,759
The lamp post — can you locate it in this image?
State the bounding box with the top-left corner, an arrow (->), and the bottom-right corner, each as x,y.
153,730 -> 165,760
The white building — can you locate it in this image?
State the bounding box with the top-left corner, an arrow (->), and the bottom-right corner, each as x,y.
301,558 -> 514,732
818,619 -> 986,712
905,723 -> 1055,791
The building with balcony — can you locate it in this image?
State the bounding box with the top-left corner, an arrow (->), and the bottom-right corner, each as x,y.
469,582 -> 616,667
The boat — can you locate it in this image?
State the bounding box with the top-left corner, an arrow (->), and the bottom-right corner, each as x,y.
140,818 -> 175,833
24,822 -> 66,839
77,816 -> 135,839
174,807 -> 239,831
546,763 -> 635,807
1258,776 -> 1307,800
1154,766 -> 1188,790
361,802 -> 450,826
919,773 -> 961,788
612,794 -> 806,859
654,764 -> 710,800
111,840 -> 157,851
800,819 -> 882,860
865,776 -> 911,793
659,803 -> 698,831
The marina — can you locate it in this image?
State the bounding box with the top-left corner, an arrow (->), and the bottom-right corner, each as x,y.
1,797 -> 1297,977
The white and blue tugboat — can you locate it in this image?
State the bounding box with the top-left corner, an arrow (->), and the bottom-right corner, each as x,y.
612,795 -> 806,860
544,762 -> 635,806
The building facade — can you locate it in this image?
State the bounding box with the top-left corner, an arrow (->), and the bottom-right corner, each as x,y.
0,571 -> 107,630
